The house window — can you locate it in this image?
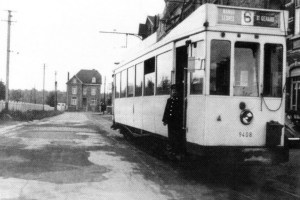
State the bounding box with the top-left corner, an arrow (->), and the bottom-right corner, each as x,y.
91,98 -> 97,105
73,79 -> 77,84
71,97 -> 77,105
135,62 -> 143,96
92,77 -> 96,83
83,87 -> 87,95
295,8 -> 300,35
72,86 -> 77,95
156,51 -> 172,95
91,87 -> 96,96
144,57 -> 155,96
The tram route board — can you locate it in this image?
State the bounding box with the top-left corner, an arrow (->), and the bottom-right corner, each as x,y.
218,7 -> 280,28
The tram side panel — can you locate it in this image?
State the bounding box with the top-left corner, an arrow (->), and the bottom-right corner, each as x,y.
133,97 -> 143,130
125,98 -> 134,127
115,96 -> 169,137
115,98 -> 130,126
142,96 -> 168,136
153,96 -> 169,137
186,95 -> 206,146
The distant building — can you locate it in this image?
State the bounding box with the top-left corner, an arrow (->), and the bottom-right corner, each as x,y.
138,15 -> 160,39
138,0 -> 285,41
286,0 -> 300,111
66,69 -> 102,111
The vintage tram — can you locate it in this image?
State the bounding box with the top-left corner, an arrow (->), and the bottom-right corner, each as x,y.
112,4 -> 289,164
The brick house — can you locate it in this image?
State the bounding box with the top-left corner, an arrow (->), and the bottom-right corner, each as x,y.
66,69 -> 102,111
138,16 -> 160,39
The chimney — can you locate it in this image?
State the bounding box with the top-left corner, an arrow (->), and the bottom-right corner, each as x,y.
67,72 -> 69,81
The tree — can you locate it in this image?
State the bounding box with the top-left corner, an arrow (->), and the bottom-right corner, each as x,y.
46,92 -> 55,107
0,81 -> 5,100
10,90 -> 23,102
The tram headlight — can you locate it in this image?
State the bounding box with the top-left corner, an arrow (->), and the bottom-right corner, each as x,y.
239,102 -> 246,110
240,110 -> 254,125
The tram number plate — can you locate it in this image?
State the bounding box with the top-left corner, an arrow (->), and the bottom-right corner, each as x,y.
239,132 -> 253,138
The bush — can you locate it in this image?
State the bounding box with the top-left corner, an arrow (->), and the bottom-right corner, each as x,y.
0,110 -> 62,121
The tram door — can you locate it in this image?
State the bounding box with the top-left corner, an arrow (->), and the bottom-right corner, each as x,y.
175,46 -> 188,151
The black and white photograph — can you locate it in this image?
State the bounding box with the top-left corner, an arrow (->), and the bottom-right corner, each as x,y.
0,0 -> 299,199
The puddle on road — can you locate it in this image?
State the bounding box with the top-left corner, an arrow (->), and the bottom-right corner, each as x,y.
16,132 -> 108,150
0,146 -> 110,184
8,126 -> 108,149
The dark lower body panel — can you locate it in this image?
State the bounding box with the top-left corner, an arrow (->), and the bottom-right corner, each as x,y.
187,142 -> 289,165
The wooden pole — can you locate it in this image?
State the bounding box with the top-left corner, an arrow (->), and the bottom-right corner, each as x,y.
5,11 -> 12,111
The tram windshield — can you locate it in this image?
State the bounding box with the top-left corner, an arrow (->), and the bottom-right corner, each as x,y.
263,44 -> 283,97
234,42 -> 259,97
210,40 -> 231,95
209,40 -> 283,97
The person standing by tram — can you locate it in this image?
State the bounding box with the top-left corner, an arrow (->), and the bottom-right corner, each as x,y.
162,84 -> 184,159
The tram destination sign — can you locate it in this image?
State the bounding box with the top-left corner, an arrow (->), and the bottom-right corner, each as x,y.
218,8 -> 280,28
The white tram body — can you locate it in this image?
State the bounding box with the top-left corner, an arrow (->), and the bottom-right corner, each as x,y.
113,4 -> 289,163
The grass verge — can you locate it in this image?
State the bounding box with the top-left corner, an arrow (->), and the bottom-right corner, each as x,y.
0,110 -> 63,121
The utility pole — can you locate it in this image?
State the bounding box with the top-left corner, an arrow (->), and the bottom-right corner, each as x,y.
33,86 -> 36,104
43,64 -> 45,111
4,10 -> 13,111
103,76 -> 106,104
54,71 -> 57,110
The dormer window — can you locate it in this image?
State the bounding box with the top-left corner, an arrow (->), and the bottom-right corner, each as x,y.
92,77 -> 96,83
73,78 -> 77,84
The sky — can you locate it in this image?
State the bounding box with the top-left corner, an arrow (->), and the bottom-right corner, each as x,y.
0,0 -> 165,92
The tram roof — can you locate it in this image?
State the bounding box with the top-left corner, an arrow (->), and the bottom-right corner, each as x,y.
114,3 -> 288,72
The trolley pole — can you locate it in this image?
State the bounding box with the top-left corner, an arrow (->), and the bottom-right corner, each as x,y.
99,31 -> 142,48
54,71 -> 57,111
103,76 -> 106,104
4,10 -> 13,111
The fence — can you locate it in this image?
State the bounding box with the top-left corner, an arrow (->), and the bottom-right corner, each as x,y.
0,100 -> 54,112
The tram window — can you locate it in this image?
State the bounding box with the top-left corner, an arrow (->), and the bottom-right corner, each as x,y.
190,41 -> 204,95
191,71 -> 204,94
234,42 -> 259,97
156,51 -> 172,95
210,40 -> 231,95
120,70 -> 127,98
115,73 -> 120,99
263,44 -> 283,97
135,62 -> 143,96
127,66 -> 134,97
144,57 -> 155,96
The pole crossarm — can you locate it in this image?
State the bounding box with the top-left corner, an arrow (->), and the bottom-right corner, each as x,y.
99,31 -> 143,40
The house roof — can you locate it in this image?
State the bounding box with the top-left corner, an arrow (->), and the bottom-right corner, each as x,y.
67,69 -> 102,85
147,16 -> 155,25
161,0 -> 184,20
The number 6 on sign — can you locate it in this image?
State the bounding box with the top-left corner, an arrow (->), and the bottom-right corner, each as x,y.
242,11 -> 254,26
